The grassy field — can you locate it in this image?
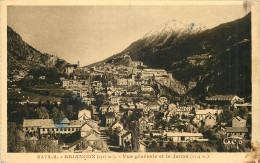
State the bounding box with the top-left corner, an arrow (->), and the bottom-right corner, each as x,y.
24,84 -> 71,97
8,90 -> 62,103
28,84 -> 62,90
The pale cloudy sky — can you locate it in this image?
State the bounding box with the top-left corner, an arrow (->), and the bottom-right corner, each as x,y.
8,5 -> 249,66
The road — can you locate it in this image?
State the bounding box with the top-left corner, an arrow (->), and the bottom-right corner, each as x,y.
98,126 -> 121,152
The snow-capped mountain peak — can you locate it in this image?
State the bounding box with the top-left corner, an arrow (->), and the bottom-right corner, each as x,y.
143,19 -> 207,39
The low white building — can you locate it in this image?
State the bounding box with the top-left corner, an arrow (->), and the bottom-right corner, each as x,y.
166,132 -> 204,142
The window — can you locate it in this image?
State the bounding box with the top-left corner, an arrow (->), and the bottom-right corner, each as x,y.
61,128 -> 63,131
72,128 -> 74,131
47,129 -> 49,131
43,128 -> 45,131
31,127 -> 33,130
26,127 -> 28,130
68,128 -> 70,131
52,128 -> 54,131
56,128 -> 58,131
64,128 -> 67,131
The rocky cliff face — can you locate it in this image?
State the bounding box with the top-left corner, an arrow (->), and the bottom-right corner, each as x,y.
7,26 -> 67,74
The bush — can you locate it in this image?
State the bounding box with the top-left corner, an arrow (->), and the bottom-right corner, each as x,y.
166,142 -> 177,151
176,143 -> 187,152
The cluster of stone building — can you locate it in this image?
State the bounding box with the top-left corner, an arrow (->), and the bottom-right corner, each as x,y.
20,57 -> 250,152
61,58 -> 251,143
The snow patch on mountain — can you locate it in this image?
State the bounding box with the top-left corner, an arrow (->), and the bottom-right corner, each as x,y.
141,19 -> 207,46
144,19 -> 207,38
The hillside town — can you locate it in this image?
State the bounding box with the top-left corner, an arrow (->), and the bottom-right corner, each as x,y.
7,54 -> 252,153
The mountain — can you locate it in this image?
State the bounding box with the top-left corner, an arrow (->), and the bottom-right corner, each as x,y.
124,19 -> 207,52
88,12 -> 251,98
7,26 -> 67,75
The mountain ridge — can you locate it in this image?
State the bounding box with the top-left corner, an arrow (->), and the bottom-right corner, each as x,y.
86,12 -> 251,98
7,26 -> 68,75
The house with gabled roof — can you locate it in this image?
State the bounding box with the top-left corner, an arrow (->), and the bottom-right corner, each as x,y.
67,133 -> 100,152
117,129 -> 132,146
70,120 -> 86,126
195,109 -> 222,121
147,102 -> 160,111
232,116 -> 247,127
111,121 -> 124,132
108,104 -> 120,113
80,122 -> 100,137
175,108 -> 191,118
192,117 -> 201,124
110,96 -> 120,104
84,119 -> 99,130
121,131 -> 132,147
138,116 -> 154,132
204,113 -> 217,127
226,127 -> 248,138
233,102 -> 252,111
23,119 -> 54,133
78,109 -> 91,120
100,104 -> 109,115
138,117 -> 149,131
105,112 -> 116,127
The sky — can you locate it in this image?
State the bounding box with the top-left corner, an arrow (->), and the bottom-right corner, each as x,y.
8,5 -> 250,66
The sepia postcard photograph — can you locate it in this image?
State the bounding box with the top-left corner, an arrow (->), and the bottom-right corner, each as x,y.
0,1 -> 259,163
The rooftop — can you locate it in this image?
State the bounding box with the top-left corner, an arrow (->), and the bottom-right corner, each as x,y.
23,119 -> 54,127
166,132 -> 203,137
60,118 -> 70,124
226,127 -> 248,133
206,95 -> 241,100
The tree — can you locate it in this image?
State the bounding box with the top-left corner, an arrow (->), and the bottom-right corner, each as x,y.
56,110 -> 66,123
212,130 -> 225,140
176,143 -> 187,152
50,107 -> 59,120
166,142 -> 177,151
186,124 -> 198,133
219,110 -> 235,123
8,124 -> 25,152
33,138 -> 60,152
237,106 -> 249,119
36,107 -> 49,119
65,105 -> 75,120
186,143 -> 194,152
113,127 -> 122,136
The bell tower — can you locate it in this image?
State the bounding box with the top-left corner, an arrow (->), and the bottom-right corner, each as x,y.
77,60 -> 80,67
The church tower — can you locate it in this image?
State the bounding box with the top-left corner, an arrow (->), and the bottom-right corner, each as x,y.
77,60 -> 80,67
